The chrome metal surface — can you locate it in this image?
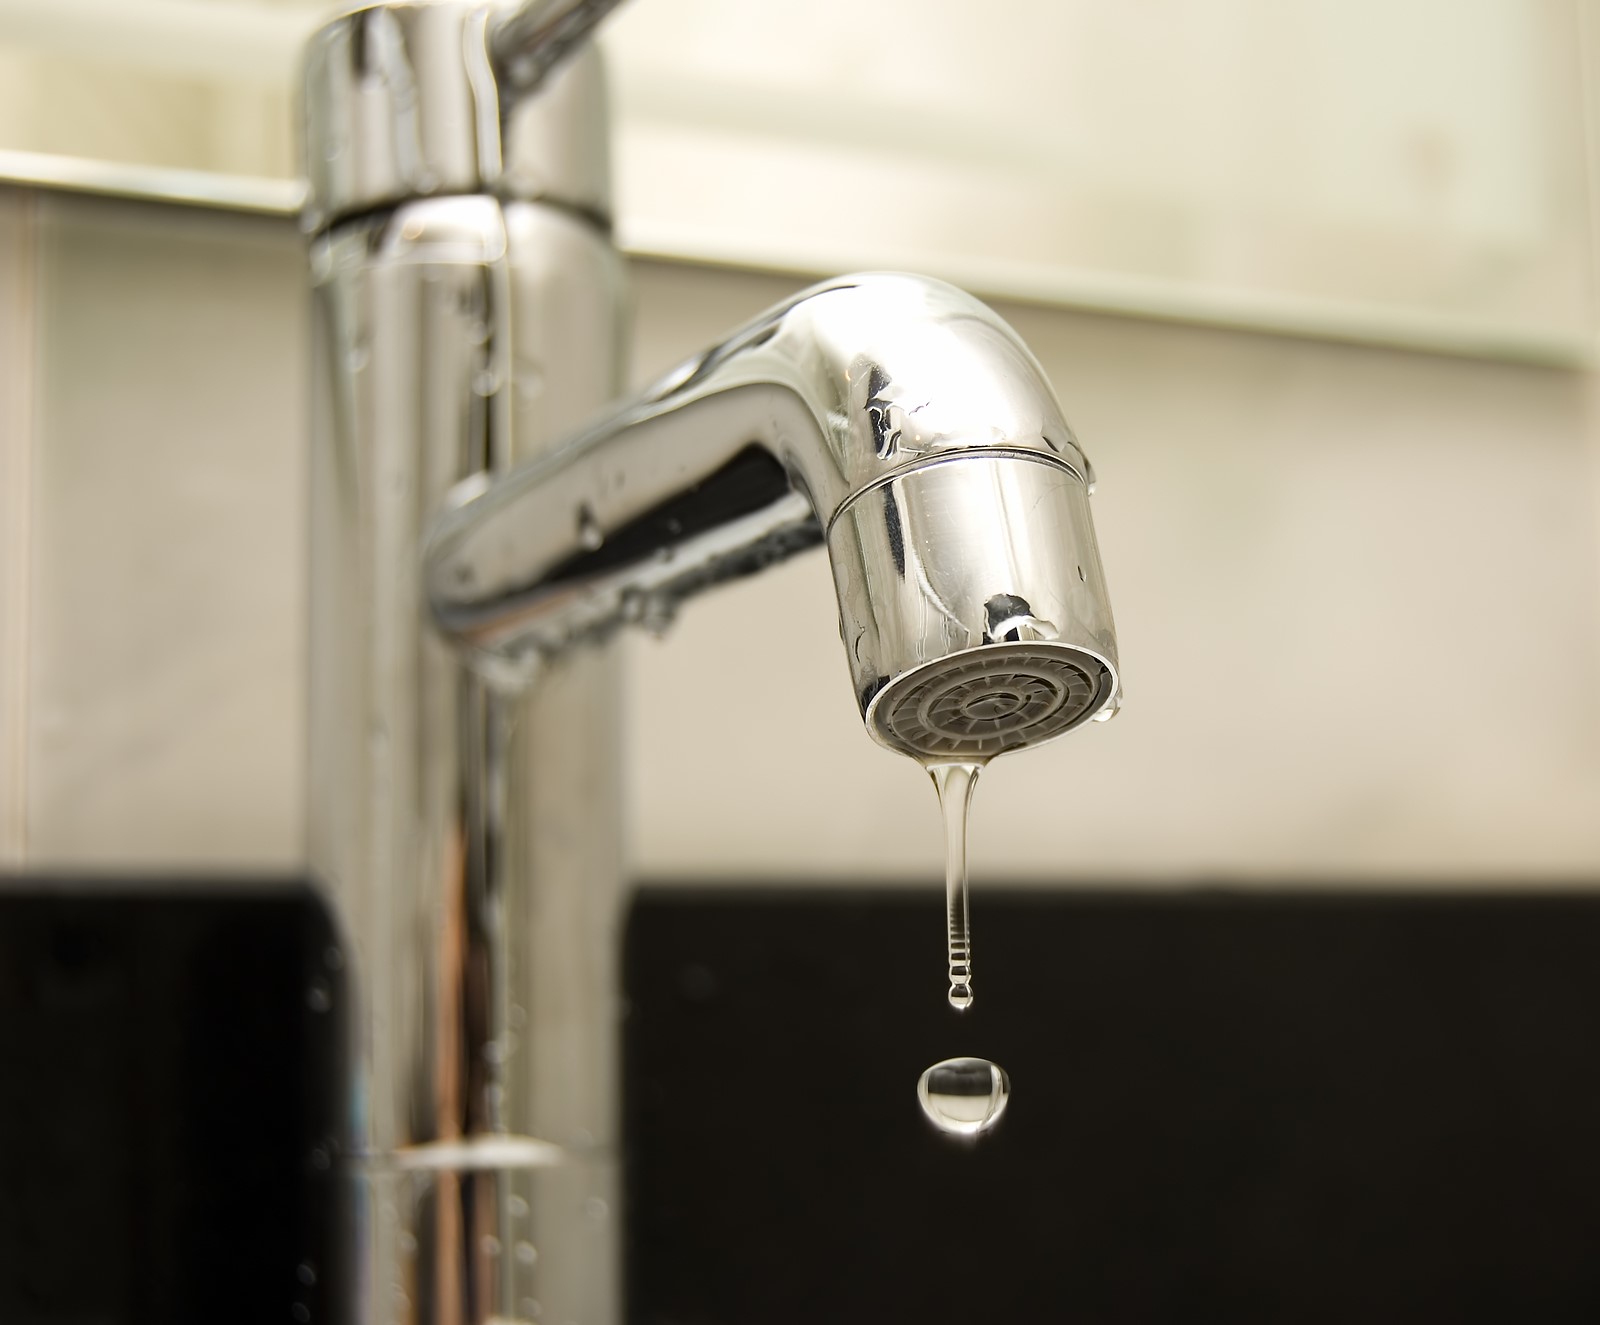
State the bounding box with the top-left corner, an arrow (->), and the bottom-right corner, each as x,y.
490,0 -> 628,99
831,456 -> 1118,758
425,272 -> 1120,753
308,186 -> 625,1323
305,6 -> 1116,1323
302,2 -> 610,234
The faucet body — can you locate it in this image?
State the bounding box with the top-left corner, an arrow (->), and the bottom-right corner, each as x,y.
303,4 -> 1118,1324
305,7 -> 628,1323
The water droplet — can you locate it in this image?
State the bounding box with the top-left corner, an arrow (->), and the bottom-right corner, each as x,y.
472,367 -> 500,397
508,1003 -> 526,1030
297,1261 -> 317,1287
639,596 -> 676,638
947,982 -> 973,1010
917,1057 -> 1010,1137
291,1304 -> 311,1323
583,1197 -> 609,1222
520,1299 -> 541,1320
576,506 -> 603,551
397,1230 -> 418,1255
310,1147 -> 330,1171
345,342 -> 370,374
515,1240 -> 538,1266
481,1234 -> 502,1258
323,945 -> 344,971
507,1194 -> 529,1218
306,982 -> 331,1013
323,137 -> 344,162
1092,691 -> 1122,723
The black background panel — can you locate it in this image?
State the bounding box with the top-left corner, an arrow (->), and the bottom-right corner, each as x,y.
625,888 -> 1600,1325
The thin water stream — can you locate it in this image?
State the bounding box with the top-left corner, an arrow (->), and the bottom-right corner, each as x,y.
928,761 -> 981,1011
918,760 -> 1009,1137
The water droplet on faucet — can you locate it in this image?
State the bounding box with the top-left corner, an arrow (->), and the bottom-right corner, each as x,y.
577,506 -> 603,551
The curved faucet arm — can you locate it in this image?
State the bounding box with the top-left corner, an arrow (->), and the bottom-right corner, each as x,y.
424,272 -> 1094,667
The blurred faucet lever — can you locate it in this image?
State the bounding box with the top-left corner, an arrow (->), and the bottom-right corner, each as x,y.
489,0 -> 630,97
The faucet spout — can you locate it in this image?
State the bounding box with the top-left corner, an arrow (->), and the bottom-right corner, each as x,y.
426,272 -> 1120,759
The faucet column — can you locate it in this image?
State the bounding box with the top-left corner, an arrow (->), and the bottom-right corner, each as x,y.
303,7 -> 627,1323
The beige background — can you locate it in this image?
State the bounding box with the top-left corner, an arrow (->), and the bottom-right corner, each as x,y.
3,185 -> 1597,886
1,0 -> 1594,362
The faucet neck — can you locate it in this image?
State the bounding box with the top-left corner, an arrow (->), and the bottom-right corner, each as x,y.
301,1 -> 612,235
422,273 -> 1112,734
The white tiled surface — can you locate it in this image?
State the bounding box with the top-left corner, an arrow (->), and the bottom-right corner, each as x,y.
7,189 -> 1600,882
0,187 -> 34,865
21,192 -> 306,867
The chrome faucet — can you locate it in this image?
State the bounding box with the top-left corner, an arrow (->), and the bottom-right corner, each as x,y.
426,272 -> 1121,760
301,4 -> 1120,1324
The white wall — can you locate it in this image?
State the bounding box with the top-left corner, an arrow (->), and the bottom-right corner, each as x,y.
3,188 -> 1599,884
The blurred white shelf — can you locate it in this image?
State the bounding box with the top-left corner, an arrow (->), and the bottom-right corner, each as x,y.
0,0 -> 1595,365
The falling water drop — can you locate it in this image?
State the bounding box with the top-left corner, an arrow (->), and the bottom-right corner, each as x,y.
927,761 -> 981,1010
916,1056 -> 1010,1137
